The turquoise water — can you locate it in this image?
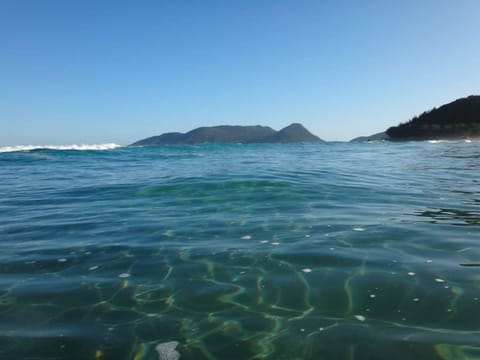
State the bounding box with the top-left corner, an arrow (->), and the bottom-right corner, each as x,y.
0,141 -> 479,360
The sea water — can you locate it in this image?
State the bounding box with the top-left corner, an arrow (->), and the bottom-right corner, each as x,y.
0,141 -> 479,360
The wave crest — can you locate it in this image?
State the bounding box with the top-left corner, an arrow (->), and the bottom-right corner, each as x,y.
0,143 -> 122,153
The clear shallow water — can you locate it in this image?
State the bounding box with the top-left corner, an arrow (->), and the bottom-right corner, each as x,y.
0,141 -> 479,360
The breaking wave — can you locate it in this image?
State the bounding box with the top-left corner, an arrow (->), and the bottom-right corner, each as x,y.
0,143 -> 122,153
427,139 -> 476,144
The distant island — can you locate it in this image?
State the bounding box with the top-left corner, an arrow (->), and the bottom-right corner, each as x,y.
352,95 -> 480,142
131,96 -> 480,145
130,123 -> 322,146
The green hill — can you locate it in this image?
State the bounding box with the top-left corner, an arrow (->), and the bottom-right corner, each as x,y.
130,123 -> 322,146
387,95 -> 480,140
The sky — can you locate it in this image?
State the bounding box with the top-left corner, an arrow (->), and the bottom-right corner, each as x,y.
1,0 -> 479,145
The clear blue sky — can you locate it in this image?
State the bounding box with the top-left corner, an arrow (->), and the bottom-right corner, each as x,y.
1,0 -> 479,145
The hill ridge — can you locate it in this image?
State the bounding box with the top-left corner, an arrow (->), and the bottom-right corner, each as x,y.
386,95 -> 480,140
130,123 -> 322,146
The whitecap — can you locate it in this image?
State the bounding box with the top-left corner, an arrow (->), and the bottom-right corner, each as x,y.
241,235 -> 252,240
0,143 -> 121,153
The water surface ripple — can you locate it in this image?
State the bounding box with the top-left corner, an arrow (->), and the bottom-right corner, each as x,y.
1,141 -> 479,359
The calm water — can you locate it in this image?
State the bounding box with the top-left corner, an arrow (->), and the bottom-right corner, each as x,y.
1,141 -> 479,360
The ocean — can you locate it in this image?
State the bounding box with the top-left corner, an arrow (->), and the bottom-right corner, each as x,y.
0,141 -> 479,360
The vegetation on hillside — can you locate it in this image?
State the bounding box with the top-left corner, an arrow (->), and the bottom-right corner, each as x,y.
130,123 -> 322,146
387,96 -> 480,140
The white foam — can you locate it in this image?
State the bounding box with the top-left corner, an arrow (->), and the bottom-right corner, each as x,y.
156,341 -> 180,360
427,139 -> 477,144
354,315 -> 366,322
0,143 -> 121,153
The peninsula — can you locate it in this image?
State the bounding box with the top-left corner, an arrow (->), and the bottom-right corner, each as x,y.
352,95 -> 480,141
130,123 -> 322,146
386,95 -> 480,141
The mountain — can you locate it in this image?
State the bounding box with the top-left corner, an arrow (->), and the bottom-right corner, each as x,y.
130,123 -> 322,146
260,123 -> 322,143
386,95 -> 480,140
350,131 -> 390,142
